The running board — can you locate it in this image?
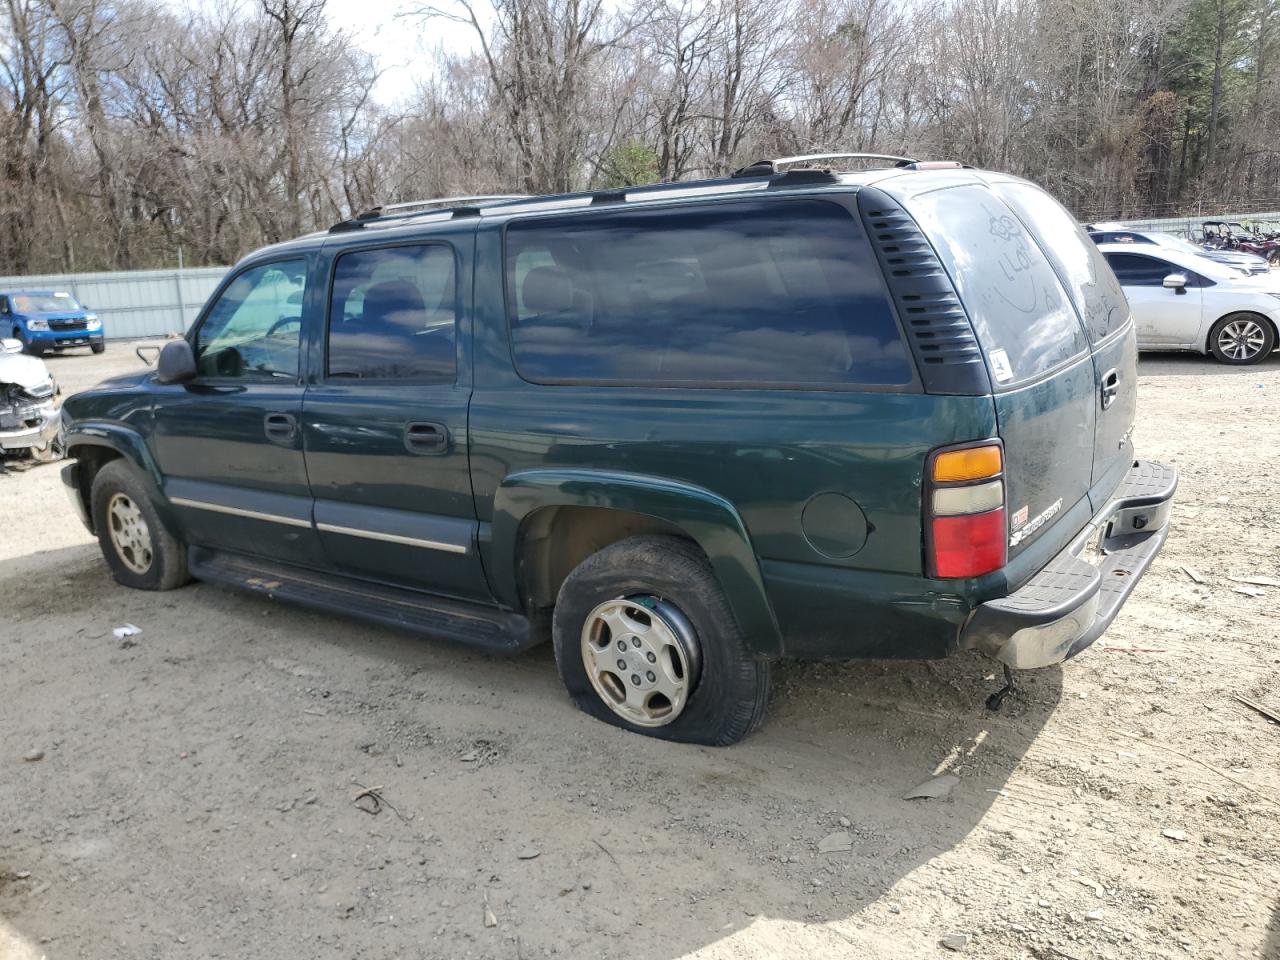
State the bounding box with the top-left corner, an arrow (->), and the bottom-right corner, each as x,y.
188,547 -> 537,655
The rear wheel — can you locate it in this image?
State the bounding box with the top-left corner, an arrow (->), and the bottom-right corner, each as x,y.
1208,312 -> 1275,364
551,535 -> 770,745
90,459 -> 190,590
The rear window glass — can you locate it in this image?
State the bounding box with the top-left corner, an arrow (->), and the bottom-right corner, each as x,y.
904,186 -> 1087,385
504,199 -> 913,387
990,182 -> 1129,343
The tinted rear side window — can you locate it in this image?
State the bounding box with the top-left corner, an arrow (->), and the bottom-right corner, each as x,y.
504,199 -> 913,387
327,244 -> 457,381
989,182 -> 1129,343
904,186 -> 1086,386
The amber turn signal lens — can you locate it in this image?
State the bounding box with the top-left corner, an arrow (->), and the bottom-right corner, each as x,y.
932,444 -> 1002,483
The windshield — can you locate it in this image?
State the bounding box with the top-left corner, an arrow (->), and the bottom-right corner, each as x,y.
12,292 -> 82,313
1149,233 -> 1206,256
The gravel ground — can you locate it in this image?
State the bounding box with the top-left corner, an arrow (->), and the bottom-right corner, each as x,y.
1,340 -> 1278,960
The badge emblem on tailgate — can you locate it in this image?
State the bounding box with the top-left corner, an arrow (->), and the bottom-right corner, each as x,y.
1009,498 -> 1062,547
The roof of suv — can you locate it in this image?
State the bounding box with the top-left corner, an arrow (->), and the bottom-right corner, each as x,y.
238,160 -> 999,266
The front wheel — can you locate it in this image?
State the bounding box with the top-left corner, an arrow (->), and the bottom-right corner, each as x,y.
90,459 -> 190,590
90,342 -> 105,354
1208,313 -> 1275,365
551,536 -> 770,745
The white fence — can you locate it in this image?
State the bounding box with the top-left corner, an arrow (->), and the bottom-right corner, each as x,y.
1092,210 -> 1280,241
0,266 -> 228,341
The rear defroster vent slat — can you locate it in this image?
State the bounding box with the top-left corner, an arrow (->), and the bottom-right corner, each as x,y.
857,189 -> 989,395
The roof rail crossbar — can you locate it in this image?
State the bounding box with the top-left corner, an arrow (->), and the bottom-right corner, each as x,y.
330,194 -> 529,232
731,152 -> 918,178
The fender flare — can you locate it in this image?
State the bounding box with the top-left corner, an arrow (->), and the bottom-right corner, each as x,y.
64,421 -> 174,528
487,469 -> 783,657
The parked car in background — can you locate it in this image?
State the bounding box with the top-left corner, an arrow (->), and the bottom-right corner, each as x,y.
60,157 -> 1175,744
1086,224 -> 1270,275
1097,241 -> 1280,363
0,338 -> 61,461
1199,220 -> 1280,264
1,290 -> 104,355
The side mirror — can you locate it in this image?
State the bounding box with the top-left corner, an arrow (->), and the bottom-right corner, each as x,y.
1163,273 -> 1188,294
155,339 -> 197,384
0,338 -> 21,354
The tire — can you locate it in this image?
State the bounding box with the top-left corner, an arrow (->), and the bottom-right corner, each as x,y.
1207,312 -> 1276,365
90,459 -> 190,590
91,342 -> 105,354
552,535 -> 770,746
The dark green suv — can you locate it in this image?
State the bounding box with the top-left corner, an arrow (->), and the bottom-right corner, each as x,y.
60,155 -> 1176,745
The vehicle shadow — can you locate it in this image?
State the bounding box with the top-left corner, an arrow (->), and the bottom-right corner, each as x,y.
1138,351 -> 1280,376
203,582 -> 1064,958
1265,901 -> 1280,959
1,549 -> 1063,959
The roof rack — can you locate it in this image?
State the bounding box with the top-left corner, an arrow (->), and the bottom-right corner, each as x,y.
731,152 -> 918,178
329,194 -> 529,233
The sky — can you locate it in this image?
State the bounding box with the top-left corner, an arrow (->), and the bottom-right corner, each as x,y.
162,0 -> 482,105
321,0 -> 480,103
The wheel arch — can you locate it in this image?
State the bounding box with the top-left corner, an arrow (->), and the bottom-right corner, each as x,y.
487,469 -> 783,657
65,423 -> 170,534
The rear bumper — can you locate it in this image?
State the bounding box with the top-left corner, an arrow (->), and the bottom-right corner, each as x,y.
0,400 -> 59,451
959,460 -> 1177,670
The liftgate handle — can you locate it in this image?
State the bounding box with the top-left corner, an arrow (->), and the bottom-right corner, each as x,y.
1100,369 -> 1120,410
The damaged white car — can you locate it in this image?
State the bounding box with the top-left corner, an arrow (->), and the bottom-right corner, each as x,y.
0,338 -> 61,462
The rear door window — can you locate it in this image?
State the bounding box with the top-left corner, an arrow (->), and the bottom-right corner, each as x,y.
988,181 -> 1129,344
904,185 -> 1087,385
504,199 -> 913,388
327,244 -> 457,381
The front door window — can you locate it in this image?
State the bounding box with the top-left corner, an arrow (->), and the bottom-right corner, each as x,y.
195,260 -> 307,379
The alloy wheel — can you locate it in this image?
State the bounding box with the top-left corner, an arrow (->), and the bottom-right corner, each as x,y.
1217,318 -> 1267,361
580,597 -> 700,727
107,492 -> 154,574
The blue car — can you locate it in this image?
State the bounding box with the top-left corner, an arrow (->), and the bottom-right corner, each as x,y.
0,290 -> 104,355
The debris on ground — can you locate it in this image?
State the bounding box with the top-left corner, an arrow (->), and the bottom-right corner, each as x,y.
351,783 -> 412,821
23,748 -> 44,761
817,831 -> 852,854
939,932 -> 969,951
903,774 -> 959,800
1231,585 -> 1265,597
1233,694 -> 1280,725
112,623 -> 141,639
1181,565 -> 1206,584
1227,574 -> 1280,587
516,846 -> 541,860
1161,828 -> 1189,842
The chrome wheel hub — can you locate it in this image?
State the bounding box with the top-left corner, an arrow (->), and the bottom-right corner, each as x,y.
1218,319 -> 1266,360
108,492 -> 153,574
580,597 -> 699,727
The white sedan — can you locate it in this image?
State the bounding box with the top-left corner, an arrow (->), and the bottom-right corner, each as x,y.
1097,242 -> 1280,364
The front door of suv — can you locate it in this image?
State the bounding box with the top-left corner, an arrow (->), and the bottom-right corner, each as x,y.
1104,252 -> 1204,347
151,256 -> 324,567
300,234 -> 490,602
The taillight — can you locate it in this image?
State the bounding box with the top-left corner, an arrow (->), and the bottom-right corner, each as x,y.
926,442 -> 1007,578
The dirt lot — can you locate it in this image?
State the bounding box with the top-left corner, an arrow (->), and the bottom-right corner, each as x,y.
2,341 -> 1278,960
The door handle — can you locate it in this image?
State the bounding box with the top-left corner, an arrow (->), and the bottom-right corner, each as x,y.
404,421 -> 448,455
1100,369 -> 1120,410
264,411 -> 298,445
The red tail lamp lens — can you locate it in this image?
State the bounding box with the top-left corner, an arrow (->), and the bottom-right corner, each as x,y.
930,508 -> 1007,578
